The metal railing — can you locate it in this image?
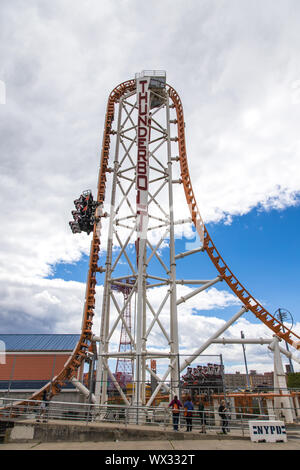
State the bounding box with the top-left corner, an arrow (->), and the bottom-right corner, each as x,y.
135,70 -> 166,79
0,397 -> 275,436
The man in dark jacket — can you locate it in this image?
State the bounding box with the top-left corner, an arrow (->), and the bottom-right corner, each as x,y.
218,400 -> 229,434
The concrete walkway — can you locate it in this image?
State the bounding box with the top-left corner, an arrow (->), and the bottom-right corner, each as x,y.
1,418 -> 300,450
3,417 -> 251,442
1,436 -> 300,450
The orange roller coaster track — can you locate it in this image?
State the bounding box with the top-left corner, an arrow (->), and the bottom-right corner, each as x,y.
4,77 -> 300,410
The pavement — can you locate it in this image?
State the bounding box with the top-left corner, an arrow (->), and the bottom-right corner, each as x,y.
1,420 -> 300,450
0,437 -> 300,450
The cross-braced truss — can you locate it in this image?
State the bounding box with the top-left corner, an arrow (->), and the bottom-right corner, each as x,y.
94,83 -> 183,405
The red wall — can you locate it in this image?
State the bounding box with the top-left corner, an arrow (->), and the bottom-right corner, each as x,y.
0,354 -> 71,381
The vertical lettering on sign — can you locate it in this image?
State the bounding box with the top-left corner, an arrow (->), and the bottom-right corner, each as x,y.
136,77 -> 150,241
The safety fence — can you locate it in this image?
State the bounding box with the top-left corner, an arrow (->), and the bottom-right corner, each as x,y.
0,397 -> 276,436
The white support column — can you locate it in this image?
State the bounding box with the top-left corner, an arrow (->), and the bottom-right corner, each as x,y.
176,276 -> 221,306
278,344 -> 300,368
266,399 -> 275,420
212,338 -> 273,345
175,247 -> 204,260
269,337 -> 294,423
71,377 -> 96,403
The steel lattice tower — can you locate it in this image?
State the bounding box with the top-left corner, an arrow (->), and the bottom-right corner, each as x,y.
94,71 -> 181,406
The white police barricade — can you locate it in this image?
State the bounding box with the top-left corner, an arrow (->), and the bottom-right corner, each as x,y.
249,420 -> 287,443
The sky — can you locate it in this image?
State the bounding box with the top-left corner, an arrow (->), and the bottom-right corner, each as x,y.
0,0 -> 300,377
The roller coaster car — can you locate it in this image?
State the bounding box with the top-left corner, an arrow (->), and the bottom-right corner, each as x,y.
70,190 -> 99,235
181,363 -> 224,387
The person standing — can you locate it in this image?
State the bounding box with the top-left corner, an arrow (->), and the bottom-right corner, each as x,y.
184,395 -> 194,432
168,395 -> 182,431
36,390 -> 49,423
218,399 -> 228,434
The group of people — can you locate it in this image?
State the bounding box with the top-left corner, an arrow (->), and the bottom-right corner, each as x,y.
168,395 -> 206,433
69,191 -> 98,235
168,395 -> 230,434
35,389 -> 230,433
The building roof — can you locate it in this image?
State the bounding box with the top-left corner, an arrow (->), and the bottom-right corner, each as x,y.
0,380 -> 76,390
0,334 -> 80,352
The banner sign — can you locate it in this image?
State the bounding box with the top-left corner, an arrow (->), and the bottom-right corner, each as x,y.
136,77 -> 150,240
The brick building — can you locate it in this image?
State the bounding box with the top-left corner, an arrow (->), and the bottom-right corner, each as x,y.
0,334 -> 81,393
225,370 -> 274,390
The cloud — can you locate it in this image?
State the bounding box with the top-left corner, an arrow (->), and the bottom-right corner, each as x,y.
0,274 -> 86,333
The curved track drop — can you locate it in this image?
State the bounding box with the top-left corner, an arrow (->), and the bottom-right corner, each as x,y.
168,85 -> 300,351
5,72 -> 300,409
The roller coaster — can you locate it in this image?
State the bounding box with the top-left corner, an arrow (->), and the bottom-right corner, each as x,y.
3,70 -> 300,414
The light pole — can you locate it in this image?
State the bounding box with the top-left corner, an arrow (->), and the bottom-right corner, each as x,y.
241,331 -> 251,389
275,308 -> 294,373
